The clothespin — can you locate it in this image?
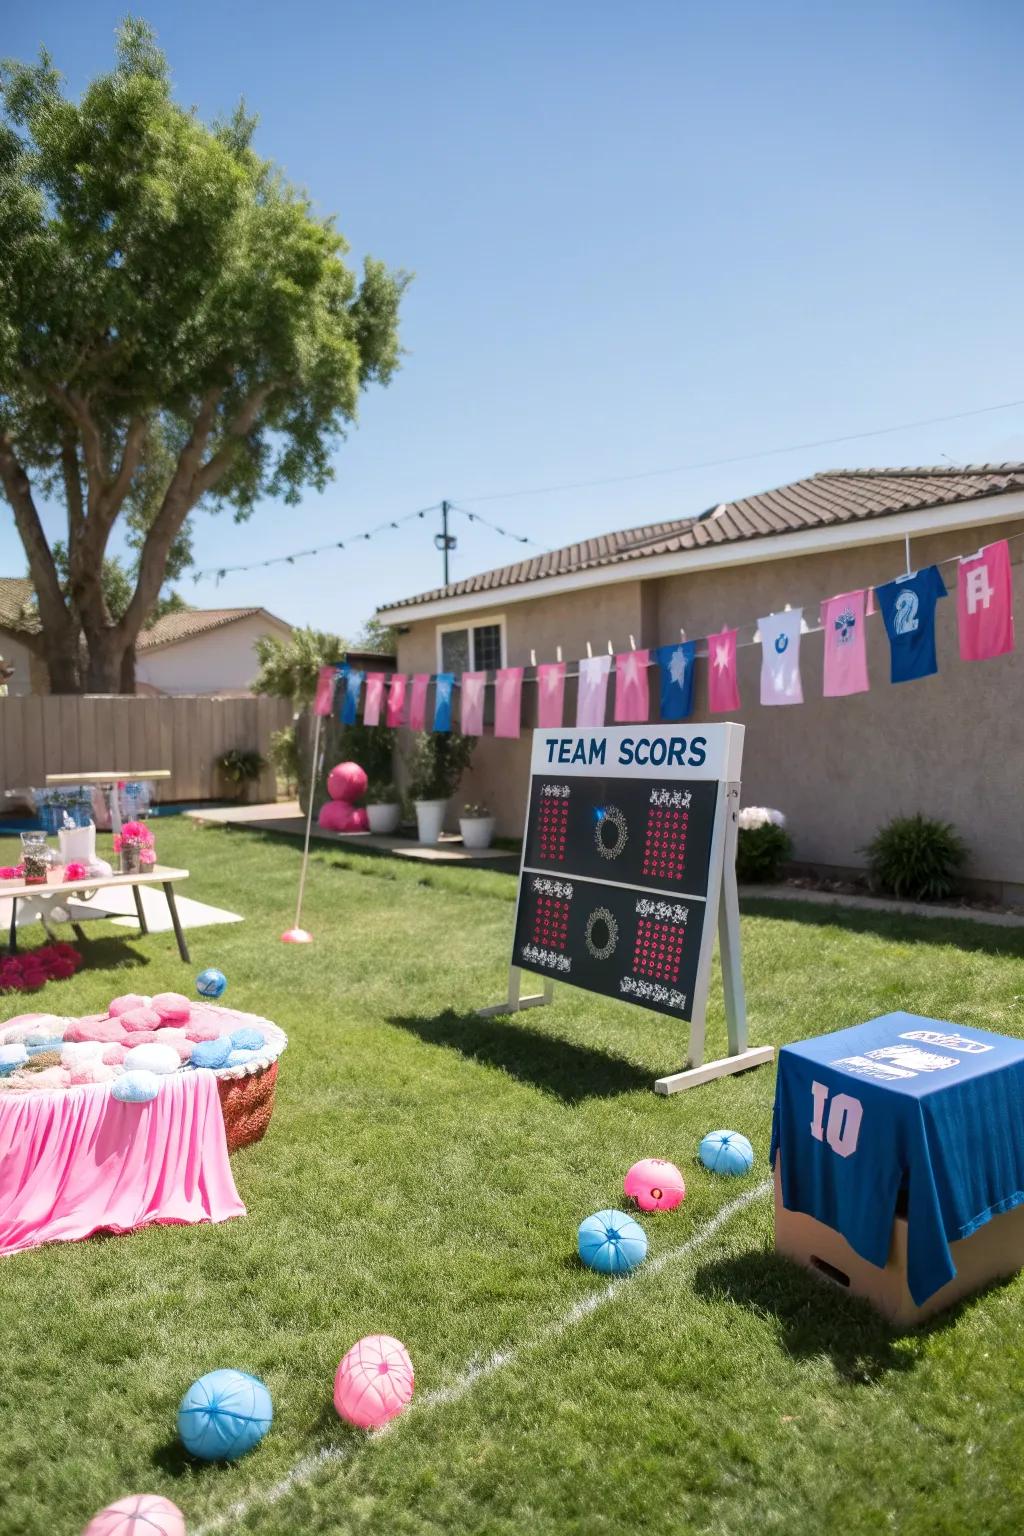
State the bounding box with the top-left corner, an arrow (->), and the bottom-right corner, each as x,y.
586,641 -> 593,659
628,634 -> 636,651
530,648 -> 537,667
607,639 -> 614,656
679,627 -> 687,643
556,644 -> 563,663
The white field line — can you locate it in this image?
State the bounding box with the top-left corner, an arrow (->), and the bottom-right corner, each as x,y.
193,1179 -> 771,1535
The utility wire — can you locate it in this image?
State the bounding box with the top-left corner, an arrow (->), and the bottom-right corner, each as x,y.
454,398 -> 1024,505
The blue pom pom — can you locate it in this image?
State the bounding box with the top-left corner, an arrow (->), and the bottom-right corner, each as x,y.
191,1036 -> 232,1069
26,1037 -> 66,1056
577,1209 -> 648,1274
226,1049 -> 256,1067
699,1129 -> 755,1176
230,1027 -> 264,1051
0,1043 -> 28,1075
196,967 -> 227,999
178,1369 -> 273,1461
111,1070 -> 161,1104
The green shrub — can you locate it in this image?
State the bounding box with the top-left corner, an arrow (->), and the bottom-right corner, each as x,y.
736,821 -> 792,883
269,726 -> 300,795
215,748 -> 266,796
863,813 -> 967,901
407,732 -> 475,801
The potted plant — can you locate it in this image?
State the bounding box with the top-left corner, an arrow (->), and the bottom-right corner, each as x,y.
366,780 -> 402,835
459,801 -> 496,851
215,747 -> 268,803
407,733 -> 475,845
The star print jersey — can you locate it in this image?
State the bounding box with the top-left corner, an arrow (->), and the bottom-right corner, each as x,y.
820,589 -> 869,697
758,609 -> 803,705
875,566 -> 947,683
957,539 -> 1014,662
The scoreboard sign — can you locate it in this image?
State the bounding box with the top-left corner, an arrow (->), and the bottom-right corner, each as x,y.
481,723 -> 774,1094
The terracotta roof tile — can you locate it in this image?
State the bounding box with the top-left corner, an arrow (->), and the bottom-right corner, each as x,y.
380,463 -> 1024,612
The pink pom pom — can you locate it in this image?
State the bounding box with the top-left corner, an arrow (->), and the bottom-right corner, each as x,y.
334,1334 -> 414,1428
185,1019 -> 223,1043
82,1493 -> 185,1536
119,1007 -> 162,1034
151,992 -> 191,1024
624,1157 -> 686,1212
326,761 -> 368,803
118,1030 -> 161,1048
108,994 -> 148,1018
64,1017 -> 127,1044
68,1060 -> 117,1086
102,1044 -> 128,1066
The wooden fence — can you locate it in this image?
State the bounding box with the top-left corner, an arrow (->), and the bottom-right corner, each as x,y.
0,694 -> 293,803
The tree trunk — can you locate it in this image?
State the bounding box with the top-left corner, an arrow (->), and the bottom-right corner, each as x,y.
37,620 -> 83,694
120,645 -> 136,694
84,630 -> 127,694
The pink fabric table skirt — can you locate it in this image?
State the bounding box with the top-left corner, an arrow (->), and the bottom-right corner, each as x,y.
0,1071 -> 245,1256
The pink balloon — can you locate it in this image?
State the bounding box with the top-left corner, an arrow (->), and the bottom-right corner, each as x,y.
334,1334 -> 414,1429
318,800 -> 367,833
326,761 -> 368,804
624,1157 -> 686,1212
281,927 -> 313,944
81,1494 -> 185,1536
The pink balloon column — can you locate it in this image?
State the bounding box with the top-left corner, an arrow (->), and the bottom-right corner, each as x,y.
318,761 -> 370,834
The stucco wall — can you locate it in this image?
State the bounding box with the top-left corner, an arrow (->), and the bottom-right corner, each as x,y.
394,520 -> 1024,892
0,633 -> 39,696
136,616 -> 292,696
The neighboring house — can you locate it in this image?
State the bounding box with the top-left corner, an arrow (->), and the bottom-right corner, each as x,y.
0,577 -> 46,696
377,464 -> 1024,898
135,607 -> 294,696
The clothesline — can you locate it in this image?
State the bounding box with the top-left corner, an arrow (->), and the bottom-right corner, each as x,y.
365,527 -> 1024,683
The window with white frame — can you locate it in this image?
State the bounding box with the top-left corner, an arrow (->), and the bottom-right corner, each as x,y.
437,617 -> 505,674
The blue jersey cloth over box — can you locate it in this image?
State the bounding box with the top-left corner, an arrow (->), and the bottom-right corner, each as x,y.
770,1013 -> 1024,1305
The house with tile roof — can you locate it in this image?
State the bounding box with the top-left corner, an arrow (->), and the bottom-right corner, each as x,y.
377,465 -> 1024,896
0,577 -> 45,696
134,607 -> 294,696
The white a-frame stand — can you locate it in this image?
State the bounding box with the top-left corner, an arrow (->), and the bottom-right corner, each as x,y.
478,724 -> 774,1094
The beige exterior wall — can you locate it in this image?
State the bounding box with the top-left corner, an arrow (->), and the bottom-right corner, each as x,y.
394,518 -> 1024,894
135,614 -> 293,696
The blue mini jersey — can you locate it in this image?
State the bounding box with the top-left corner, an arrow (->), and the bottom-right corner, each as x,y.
771,1013 -> 1024,1305
875,565 -> 947,683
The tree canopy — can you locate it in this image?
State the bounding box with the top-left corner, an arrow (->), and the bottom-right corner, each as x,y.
0,19 -> 408,691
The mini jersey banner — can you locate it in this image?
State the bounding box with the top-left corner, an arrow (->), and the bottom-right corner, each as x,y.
460,671 -> 486,735
957,539 -> 1014,662
613,650 -> 650,723
707,628 -> 740,713
340,669 -> 363,725
362,672 -> 386,727
386,673 -> 407,728
495,667 -> 524,738
408,673 -> 430,732
820,589 -> 869,697
576,654 -> 612,727
758,609 -> 803,705
875,565 -> 947,683
433,673 -> 455,732
536,662 -> 567,728
655,641 -> 696,721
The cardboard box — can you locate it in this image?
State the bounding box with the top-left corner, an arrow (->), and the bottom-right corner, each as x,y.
774,1157 -> 1024,1326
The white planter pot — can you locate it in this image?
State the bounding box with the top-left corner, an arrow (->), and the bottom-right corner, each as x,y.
414,798 -> 447,844
367,802 -> 401,835
459,816 -> 496,851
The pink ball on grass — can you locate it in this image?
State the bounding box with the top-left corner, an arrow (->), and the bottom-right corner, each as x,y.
624,1158 -> 686,1212
334,1335 -> 414,1429
81,1493 -> 185,1536
326,761 -> 368,804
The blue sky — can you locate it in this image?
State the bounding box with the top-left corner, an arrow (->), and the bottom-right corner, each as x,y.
3,0 -> 1023,636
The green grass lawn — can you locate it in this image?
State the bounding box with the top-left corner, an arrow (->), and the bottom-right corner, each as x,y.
2,818 -> 1024,1536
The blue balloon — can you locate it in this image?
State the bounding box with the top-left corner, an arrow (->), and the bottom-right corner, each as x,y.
196,967 -> 227,999
699,1129 -> 755,1176
578,1209 -> 648,1274
178,1369 -> 272,1462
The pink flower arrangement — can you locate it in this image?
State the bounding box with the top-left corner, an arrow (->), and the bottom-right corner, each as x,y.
112,820 -> 155,853
0,864 -> 25,880
64,861 -> 89,882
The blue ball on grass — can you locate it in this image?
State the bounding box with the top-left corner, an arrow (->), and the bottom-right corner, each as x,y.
699,1129 -> 754,1176
178,1369 -> 272,1461
196,967 -> 227,1000
577,1209 -> 648,1274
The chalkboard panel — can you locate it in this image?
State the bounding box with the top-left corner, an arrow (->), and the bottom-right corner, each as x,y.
510,725 -> 743,1026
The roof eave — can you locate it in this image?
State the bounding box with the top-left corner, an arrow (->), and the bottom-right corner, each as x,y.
376,488 -> 1024,626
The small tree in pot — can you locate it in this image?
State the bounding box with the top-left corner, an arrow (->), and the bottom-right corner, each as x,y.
366,779 -> 401,834
407,733 -> 475,844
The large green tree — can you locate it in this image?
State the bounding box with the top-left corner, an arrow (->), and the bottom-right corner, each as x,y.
0,20 -> 407,692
